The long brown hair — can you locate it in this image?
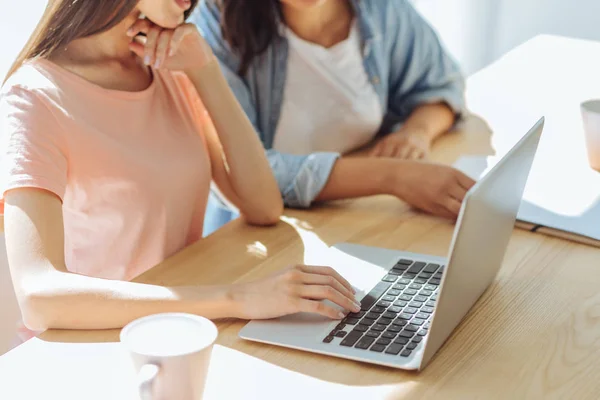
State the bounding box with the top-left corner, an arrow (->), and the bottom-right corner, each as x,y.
216,0 -> 283,75
4,0 -> 198,84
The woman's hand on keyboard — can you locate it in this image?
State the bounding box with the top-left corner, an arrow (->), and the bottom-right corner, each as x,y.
230,265 -> 361,320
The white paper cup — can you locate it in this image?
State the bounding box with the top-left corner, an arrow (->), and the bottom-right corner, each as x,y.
120,313 -> 218,400
581,99 -> 600,171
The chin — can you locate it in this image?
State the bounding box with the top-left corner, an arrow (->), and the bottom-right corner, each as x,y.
144,13 -> 184,29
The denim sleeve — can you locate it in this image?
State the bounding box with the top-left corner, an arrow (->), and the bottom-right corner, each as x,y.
387,0 -> 466,131
193,2 -> 340,208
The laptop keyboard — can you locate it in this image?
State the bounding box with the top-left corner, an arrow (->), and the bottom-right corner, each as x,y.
322,259 -> 443,358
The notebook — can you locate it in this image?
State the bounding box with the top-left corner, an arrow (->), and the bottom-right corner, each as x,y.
454,155 -> 600,247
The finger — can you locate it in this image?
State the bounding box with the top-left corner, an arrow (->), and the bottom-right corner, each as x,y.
370,143 -> 382,157
448,181 -> 469,202
455,171 -> 477,191
298,299 -> 346,320
144,26 -> 162,66
398,145 -> 412,159
409,148 -> 425,160
169,24 -> 196,57
298,285 -> 360,313
442,196 -> 463,217
380,143 -> 398,158
154,30 -> 173,68
298,265 -> 355,294
298,272 -> 356,301
127,18 -> 152,38
430,204 -> 456,219
128,40 -> 145,59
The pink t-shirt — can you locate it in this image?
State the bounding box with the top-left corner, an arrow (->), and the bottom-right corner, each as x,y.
0,59 -> 212,281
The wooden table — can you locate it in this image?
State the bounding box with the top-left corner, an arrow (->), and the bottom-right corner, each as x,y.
2,35 -> 600,400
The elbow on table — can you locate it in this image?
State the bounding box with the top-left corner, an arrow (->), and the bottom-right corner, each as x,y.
19,290 -> 55,332
242,199 -> 284,226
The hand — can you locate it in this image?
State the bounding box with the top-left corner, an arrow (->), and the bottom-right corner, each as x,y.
371,129 -> 431,159
127,19 -> 213,71
231,265 -> 361,320
389,161 -> 476,218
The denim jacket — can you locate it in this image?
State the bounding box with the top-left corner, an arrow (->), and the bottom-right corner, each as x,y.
193,0 -> 465,208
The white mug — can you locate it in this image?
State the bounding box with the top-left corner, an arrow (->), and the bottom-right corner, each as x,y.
581,99 -> 600,172
120,313 -> 218,400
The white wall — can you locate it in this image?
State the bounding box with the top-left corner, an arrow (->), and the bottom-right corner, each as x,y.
414,0 -> 600,74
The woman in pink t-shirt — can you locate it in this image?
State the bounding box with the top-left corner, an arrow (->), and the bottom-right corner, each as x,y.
0,0 -> 360,336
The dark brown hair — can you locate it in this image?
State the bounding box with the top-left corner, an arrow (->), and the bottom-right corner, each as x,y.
217,0 -> 283,75
4,0 -> 199,83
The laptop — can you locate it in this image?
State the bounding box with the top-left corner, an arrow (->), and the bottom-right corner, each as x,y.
240,117 -> 545,371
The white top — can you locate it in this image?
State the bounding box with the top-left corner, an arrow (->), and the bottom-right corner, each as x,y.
273,22 -> 384,155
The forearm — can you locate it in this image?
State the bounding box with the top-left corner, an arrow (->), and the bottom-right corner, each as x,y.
399,103 -> 456,141
186,61 -> 282,220
20,269 -> 237,331
315,157 -> 398,202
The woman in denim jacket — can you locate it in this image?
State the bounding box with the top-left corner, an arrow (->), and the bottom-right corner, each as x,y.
194,0 -> 475,229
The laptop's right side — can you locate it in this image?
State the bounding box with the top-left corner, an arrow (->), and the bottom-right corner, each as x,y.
419,117 -> 545,370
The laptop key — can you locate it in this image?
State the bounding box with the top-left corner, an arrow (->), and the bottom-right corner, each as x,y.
404,307 -> 418,314
406,342 -> 418,350
425,301 -> 436,307
410,319 -> 426,326
345,317 -> 360,325
353,325 -> 368,332
347,311 -> 365,319
417,330 -> 427,336
388,306 -> 403,313
371,306 -> 386,313
335,331 -> 347,338
398,278 -> 411,285
424,285 -> 437,291
382,275 -> 398,283
399,330 -> 415,338
404,289 -> 418,296
335,323 -> 346,330
412,336 -> 423,343
387,289 -> 401,296
398,313 -> 413,320
418,272 -> 432,279
404,324 -> 418,332
416,313 -> 430,320
392,284 -> 407,291
399,295 -> 413,302
400,349 -> 412,357
365,312 -> 379,320
377,318 -> 393,325
415,278 -> 428,284
393,300 -> 408,308
394,337 -> 409,345
359,318 -> 375,326
377,301 -> 392,308
415,296 -> 428,302
420,290 -> 433,297
429,278 -> 441,285
423,263 -> 439,273
409,284 -> 422,290
340,331 -> 363,346
407,261 -> 426,274
370,344 -> 386,353
421,307 -> 434,314
372,324 -> 386,332
355,336 -> 375,350
365,331 -> 380,338
385,343 -> 404,355
397,259 -> 414,266
376,338 -> 392,346
388,325 -> 403,333
323,336 -> 334,343
360,281 -> 392,311
382,311 -> 398,319
383,295 -> 396,302
409,301 -> 423,308
392,319 -> 408,327
382,331 -> 397,339
402,273 -> 417,279
388,270 -> 403,276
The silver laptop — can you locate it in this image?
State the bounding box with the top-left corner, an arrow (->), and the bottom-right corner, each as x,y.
240,118 -> 545,371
